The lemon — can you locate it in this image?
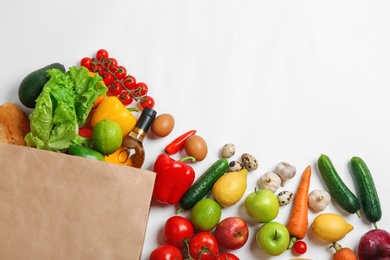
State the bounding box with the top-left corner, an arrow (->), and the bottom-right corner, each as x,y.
92,119 -> 123,155
190,198 -> 221,231
311,213 -> 354,242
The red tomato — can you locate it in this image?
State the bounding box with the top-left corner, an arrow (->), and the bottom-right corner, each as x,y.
78,127 -> 93,139
109,81 -> 124,96
80,57 -> 93,71
292,240 -> 307,255
163,216 -> 194,248
104,57 -> 118,72
115,66 -> 127,80
213,252 -> 240,260
149,244 -> 183,260
189,232 -> 219,260
103,73 -> 114,86
96,49 -> 109,61
118,91 -> 133,106
140,95 -> 155,109
131,82 -> 149,97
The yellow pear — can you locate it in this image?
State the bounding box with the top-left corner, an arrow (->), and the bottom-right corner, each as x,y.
212,168 -> 248,207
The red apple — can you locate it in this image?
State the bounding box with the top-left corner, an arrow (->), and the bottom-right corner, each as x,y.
214,216 -> 249,250
358,229 -> 390,260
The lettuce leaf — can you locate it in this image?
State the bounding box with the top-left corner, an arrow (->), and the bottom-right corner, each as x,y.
25,66 -> 107,152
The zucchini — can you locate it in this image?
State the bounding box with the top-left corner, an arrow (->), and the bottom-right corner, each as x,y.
179,158 -> 228,210
350,156 -> 382,228
18,63 -> 66,108
317,154 -> 361,216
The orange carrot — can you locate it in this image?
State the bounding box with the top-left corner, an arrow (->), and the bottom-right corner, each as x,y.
286,165 -> 311,249
331,242 -> 358,260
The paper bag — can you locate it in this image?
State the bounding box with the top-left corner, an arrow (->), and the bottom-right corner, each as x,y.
0,143 -> 156,260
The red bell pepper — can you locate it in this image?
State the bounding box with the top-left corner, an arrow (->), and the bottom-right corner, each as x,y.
152,154 -> 196,205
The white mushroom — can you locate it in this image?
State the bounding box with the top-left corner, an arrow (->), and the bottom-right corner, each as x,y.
274,162 -> 296,187
258,171 -> 281,192
308,189 -> 331,212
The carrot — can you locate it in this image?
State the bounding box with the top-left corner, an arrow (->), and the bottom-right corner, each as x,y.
331,242 -> 358,260
286,165 -> 311,249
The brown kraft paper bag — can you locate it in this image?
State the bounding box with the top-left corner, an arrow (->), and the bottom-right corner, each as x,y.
0,143 -> 156,260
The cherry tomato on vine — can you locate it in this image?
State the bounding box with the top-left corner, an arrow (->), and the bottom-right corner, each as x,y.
104,57 -> 118,72
149,244 -> 183,260
108,81 -> 124,96
140,95 -> 155,109
131,82 -> 148,97
213,252 -> 239,260
118,91 -> 133,106
123,75 -> 137,89
163,216 -> 194,248
189,232 -> 219,260
80,57 -> 93,71
103,73 -> 114,86
115,66 -> 127,80
292,240 -> 307,255
96,49 -> 109,61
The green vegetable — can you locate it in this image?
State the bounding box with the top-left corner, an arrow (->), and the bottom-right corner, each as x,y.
350,156 -> 382,228
317,154 -> 361,216
18,63 -> 66,108
24,66 -> 107,152
179,158 -> 228,210
68,145 -> 105,161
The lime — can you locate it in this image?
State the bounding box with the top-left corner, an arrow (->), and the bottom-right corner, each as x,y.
190,198 -> 221,231
92,119 -> 123,155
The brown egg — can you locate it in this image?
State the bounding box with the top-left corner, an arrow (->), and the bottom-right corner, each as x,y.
184,135 -> 208,161
151,113 -> 175,137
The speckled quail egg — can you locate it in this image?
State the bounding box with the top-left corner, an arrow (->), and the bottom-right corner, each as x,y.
277,191 -> 294,206
221,143 -> 236,158
228,160 -> 245,172
241,153 -> 258,171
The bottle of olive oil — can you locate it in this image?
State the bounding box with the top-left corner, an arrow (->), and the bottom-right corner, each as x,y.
120,107 -> 157,168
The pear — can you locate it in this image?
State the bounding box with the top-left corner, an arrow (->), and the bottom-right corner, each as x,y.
212,168 -> 248,207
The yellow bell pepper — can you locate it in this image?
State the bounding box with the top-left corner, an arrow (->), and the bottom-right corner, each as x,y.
91,96 -> 137,136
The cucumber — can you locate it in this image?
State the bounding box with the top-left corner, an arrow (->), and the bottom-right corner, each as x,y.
317,154 -> 361,216
18,63 -> 66,108
350,156 -> 382,228
68,145 -> 105,161
179,158 -> 228,210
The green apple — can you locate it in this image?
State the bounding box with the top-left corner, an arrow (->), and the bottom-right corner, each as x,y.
244,189 -> 279,223
256,221 -> 290,256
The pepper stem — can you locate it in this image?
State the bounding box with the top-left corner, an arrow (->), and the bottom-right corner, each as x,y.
126,107 -> 138,112
180,156 -> 196,163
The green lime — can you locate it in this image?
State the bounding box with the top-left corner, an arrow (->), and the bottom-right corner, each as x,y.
190,198 -> 222,231
92,119 -> 123,155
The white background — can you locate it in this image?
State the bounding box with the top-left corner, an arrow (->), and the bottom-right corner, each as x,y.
1,1 -> 390,259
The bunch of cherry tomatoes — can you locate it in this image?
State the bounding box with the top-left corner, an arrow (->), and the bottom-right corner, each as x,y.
80,49 -> 155,109
150,215 -> 239,260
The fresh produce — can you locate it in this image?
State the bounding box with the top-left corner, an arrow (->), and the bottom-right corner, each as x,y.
317,154 -> 361,216
244,188 -> 279,223
213,252 -> 239,260
67,145 -> 104,161
149,244 -> 183,260
311,213 -> 353,243
308,189 -> 331,212
350,156 -> 382,228
220,143 -> 236,158
274,161 -> 296,187
184,135 -> 208,161
0,102 -> 30,146
214,217 -> 249,250
165,129 -> 197,154
90,96 -> 137,137
78,126 -> 93,139
211,168 -> 248,207
80,49 -> 155,107
190,198 -> 221,231
25,66 -> 107,152
163,215 -> 194,248
358,229 -> 390,259
255,221 -> 290,256
331,242 -> 358,260
188,231 -> 219,260
92,119 -> 123,155
292,240 -> 307,255
18,62 -> 66,108
286,165 -> 311,249
152,154 -> 196,205
258,171 -> 282,192
277,191 -> 294,206
151,113 -> 175,137
241,153 -> 258,171
179,158 -> 228,210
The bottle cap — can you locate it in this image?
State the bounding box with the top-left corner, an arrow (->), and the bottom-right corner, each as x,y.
135,107 -> 157,133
